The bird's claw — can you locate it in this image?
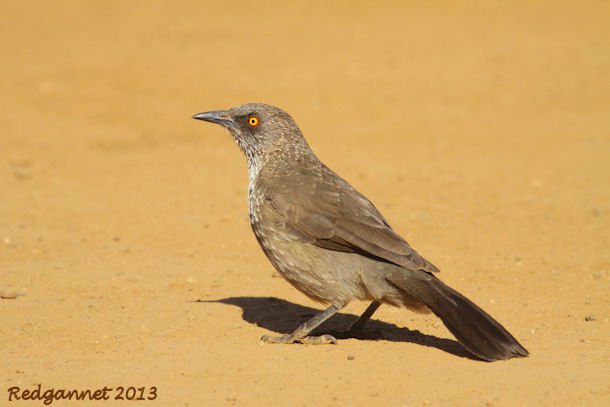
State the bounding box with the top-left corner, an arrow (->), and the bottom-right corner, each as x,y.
260,334 -> 337,345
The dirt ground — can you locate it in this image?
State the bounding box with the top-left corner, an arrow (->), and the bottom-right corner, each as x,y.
1,1 -> 609,406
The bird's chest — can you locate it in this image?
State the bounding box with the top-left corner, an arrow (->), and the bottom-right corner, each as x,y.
248,184 -> 308,273
249,186 -> 292,248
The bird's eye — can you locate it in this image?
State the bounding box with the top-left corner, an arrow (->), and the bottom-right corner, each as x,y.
248,116 -> 259,127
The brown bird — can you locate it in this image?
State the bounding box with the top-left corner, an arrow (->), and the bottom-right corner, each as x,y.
193,103 -> 528,361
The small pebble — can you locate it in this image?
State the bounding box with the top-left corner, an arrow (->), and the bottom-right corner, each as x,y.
347,354 -> 355,360
0,291 -> 26,299
585,315 -> 596,322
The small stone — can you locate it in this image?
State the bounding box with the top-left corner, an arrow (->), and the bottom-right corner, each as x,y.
0,290 -> 25,299
347,354 -> 355,360
585,315 -> 596,322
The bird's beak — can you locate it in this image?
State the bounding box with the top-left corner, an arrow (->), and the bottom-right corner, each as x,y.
192,110 -> 236,128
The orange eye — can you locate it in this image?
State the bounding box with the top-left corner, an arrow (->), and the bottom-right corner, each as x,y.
248,116 -> 259,127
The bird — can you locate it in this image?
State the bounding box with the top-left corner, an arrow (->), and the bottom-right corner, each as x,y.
192,103 -> 529,361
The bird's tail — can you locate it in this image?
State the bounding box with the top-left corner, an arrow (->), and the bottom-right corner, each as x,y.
387,270 -> 529,361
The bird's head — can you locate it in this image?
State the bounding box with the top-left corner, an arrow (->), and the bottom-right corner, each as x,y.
193,103 -> 310,172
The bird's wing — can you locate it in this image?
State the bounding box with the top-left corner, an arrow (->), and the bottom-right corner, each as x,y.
266,169 -> 439,273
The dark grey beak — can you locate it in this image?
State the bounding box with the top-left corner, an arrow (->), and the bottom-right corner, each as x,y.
192,110 -> 235,128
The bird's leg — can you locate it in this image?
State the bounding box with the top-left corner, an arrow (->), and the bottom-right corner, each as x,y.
261,305 -> 341,345
342,300 -> 381,336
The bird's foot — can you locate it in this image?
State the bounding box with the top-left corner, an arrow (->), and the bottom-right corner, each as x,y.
260,333 -> 337,345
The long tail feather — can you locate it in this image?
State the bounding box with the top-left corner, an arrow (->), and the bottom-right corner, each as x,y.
387,270 -> 529,361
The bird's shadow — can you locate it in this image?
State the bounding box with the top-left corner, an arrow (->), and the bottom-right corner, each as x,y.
195,296 -> 475,360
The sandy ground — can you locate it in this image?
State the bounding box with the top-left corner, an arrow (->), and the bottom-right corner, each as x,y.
1,1 -> 609,406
